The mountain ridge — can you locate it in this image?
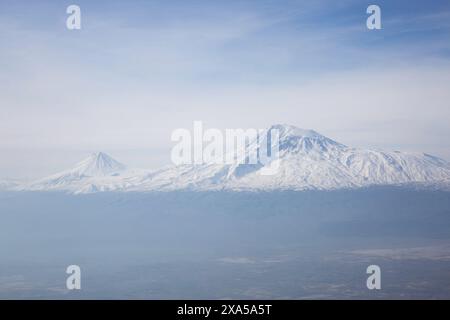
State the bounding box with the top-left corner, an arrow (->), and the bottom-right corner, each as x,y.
7,124 -> 450,193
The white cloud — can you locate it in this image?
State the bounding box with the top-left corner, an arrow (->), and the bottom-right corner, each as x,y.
0,1 -> 449,178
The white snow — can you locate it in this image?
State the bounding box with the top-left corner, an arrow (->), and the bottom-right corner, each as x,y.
17,125 -> 450,193
23,152 -> 127,192
0,179 -> 19,191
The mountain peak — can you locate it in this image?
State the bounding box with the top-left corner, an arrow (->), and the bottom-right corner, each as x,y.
23,128 -> 450,193
269,124 -> 321,139
267,124 -> 346,152
72,152 -> 126,177
89,151 -> 112,161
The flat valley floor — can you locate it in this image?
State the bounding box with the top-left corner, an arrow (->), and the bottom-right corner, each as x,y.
1,188 -> 450,299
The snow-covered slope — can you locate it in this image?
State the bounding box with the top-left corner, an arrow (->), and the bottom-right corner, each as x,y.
20,125 -> 450,193
0,179 -> 19,191
127,124 -> 450,192
25,152 -> 127,192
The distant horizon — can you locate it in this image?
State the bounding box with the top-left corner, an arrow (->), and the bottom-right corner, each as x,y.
2,1 -> 450,302
3,121 -> 450,194
2,122 -> 450,181
1,0 -> 450,178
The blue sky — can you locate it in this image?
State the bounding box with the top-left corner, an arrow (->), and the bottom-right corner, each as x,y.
1,0 -> 450,178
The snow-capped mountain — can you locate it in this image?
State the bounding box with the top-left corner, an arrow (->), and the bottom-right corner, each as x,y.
25,152 -> 127,192
17,125 -> 450,193
126,124 -> 450,192
69,151 -> 126,176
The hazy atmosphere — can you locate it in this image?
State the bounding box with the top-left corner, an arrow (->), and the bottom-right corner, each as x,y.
1,0 -> 450,302
1,0 -> 450,179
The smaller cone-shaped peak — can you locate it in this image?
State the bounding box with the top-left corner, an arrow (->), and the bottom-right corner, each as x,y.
72,152 -> 126,177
